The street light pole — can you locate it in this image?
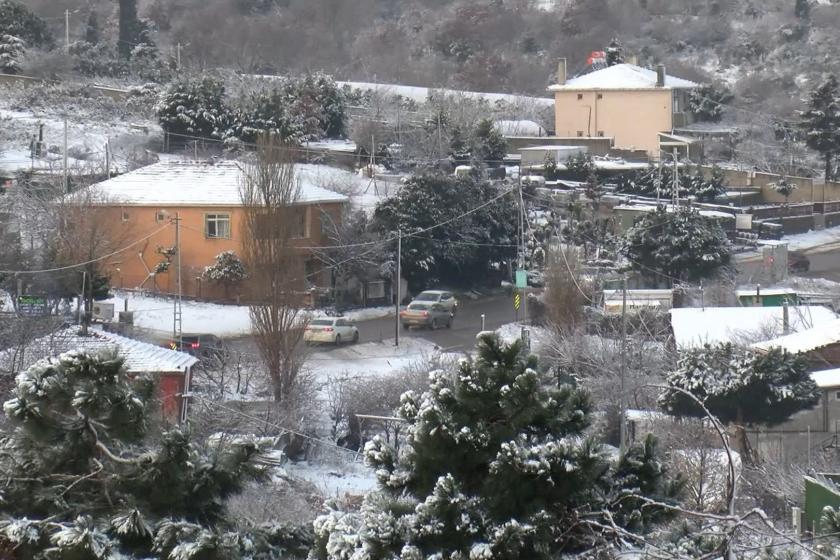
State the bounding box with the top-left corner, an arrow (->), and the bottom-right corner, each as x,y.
394,229 -> 401,347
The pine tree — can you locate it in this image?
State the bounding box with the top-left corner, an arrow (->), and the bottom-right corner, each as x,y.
659,343 -> 820,460
800,74 -> 840,181
773,176 -> 798,205
84,10 -> 100,45
203,250 -> 248,299
0,349 -> 311,557
689,83 -> 734,123
473,118 -> 507,167
0,0 -> 53,49
622,206 -> 731,284
448,125 -> 471,166
0,34 -> 24,75
795,0 -> 810,20
118,0 -> 143,59
156,78 -> 234,144
606,37 -> 624,66
237,88 -> 305,144
311,335 -> 682,559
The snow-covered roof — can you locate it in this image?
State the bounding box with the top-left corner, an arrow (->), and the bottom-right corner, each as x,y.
519,145 -> 587,152
752,318 -> 840,354
86,161 -> 350,207
334,80 -> 555,108
670,306 -> 840,348
494,120 -> 547,137
614,204 -> 734,220
736,288 -> 797,297
549,64 -> 698,91
811,368 -> 840,389
0,327 -> 198,375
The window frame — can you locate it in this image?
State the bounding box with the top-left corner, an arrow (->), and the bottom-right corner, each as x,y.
204,212 -> 232,240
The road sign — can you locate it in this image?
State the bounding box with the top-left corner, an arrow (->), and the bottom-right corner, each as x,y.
16,295 -> 48,316
515,269 -> 527,289
513,292 -> 521,310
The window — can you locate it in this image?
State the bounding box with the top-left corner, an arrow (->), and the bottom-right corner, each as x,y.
121,210 -> 130,222
835,391 -> 840,402
576,131 -> 584,137
292,207 -> 308,238
597,131 -> 605,137
155,211 -> 167,223
577,93 -> 583,100
596,93 -> 603,99
205,213 -> 231,239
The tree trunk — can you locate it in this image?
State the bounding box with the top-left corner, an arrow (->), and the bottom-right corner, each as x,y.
826,152 -> 834,182
733,407 -> 754,465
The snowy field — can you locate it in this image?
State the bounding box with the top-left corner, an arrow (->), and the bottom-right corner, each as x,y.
783,227 -> 840,252
104,291 -> 393,337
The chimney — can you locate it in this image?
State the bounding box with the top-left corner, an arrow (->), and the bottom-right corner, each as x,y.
655,64 -> 666,87
557,58 -> 566,85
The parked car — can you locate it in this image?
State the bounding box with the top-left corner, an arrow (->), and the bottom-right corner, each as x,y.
411,290 -> 458,314
304,317 -> 360,345
400,302 -> 453,330
167,333 -> 227,360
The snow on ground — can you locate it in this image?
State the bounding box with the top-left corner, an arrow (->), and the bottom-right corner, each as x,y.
495,322 -> 551,354
283,459 -> 377,498
105,291 -> 393,337
307,337 -> 442,381
337,80 -> 555,109
783,227 -> 840,252
0,107 -> 160,175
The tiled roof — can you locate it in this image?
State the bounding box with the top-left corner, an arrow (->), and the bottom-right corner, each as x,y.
86,161 -> 351,207
549,63 -> 698,91
0,327 -> 197,375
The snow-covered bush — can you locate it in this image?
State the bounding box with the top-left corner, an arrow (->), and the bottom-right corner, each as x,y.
203,250 -> 248,298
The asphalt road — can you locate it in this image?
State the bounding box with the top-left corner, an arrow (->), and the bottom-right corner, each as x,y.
353,293 -> 524,352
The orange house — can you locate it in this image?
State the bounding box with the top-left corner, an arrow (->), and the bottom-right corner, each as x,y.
87,160 -> 349,300
549,62 -> 698,156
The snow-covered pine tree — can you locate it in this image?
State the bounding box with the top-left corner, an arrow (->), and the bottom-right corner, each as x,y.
473,118 -> 507,168
0,34 -> 24,75
800,74 -> 840,181
237,88 -> 306,144
622,206 -> 731,284
203,250 -> 248,299
156,78 -> 234,144
659,343 -> 820,461
0,349 -> 311,558
606,37 -> 624,66
688,83 -> 733,123
311,334 -> 682,559
0,0 -> 53,49
448,125 -> 471,166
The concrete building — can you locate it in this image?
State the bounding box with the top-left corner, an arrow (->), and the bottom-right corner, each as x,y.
83,161 -> 351,300
548,61 -> 698,156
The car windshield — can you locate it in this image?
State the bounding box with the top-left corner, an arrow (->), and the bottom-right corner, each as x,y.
408,303 -> 430,310
310,319 -> 334,326
414,293 -> 438,301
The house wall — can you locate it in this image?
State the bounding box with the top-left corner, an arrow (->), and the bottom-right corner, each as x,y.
553,88 -> 673,155
103,202 -> 343,299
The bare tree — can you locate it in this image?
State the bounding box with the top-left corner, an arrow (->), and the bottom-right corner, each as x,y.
240,135 -> 310,408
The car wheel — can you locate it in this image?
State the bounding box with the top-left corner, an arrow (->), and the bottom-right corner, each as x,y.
431,318 -> 438,330
335,334 -> 341,345
352,331 -> 359,344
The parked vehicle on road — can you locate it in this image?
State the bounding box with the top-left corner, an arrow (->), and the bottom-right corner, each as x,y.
304,317 -> 360,345
411,290 -> 458,314
167,334 -> 227,360
400,302 -> 453,330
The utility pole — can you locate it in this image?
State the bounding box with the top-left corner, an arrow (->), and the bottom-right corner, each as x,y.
394,229 -> 401,347
672,147 -> 679,208
173,213 -> 183,350
619,274 -> 628,455
63,118 -> 69,193
518,182 -> 528,323
176,43 -> 182,70
656,155 -> 662,205
105,138 -> 111,179
65,10 -> 70,54
80,270 -> 87,335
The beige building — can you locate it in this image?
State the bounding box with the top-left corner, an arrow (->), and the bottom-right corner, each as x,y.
548,62 -> 698,156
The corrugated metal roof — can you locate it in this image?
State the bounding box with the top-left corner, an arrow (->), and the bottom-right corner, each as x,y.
0,327 -> 197,375
86,161 -> 350,207
752,318 -> 840,354
549,63 -> 698,91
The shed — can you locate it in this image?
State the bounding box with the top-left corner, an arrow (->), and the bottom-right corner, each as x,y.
752,318 -> 840,370
736,287 -> 799,307
804,475 -> 840,534
519,145 -> 588,168
0,327 -> 197,423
